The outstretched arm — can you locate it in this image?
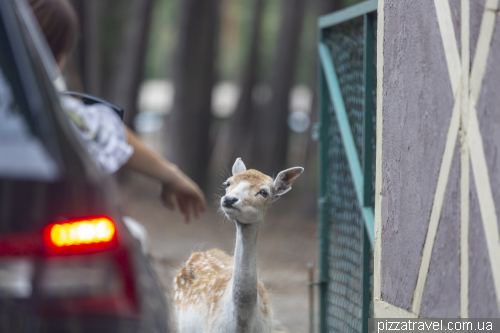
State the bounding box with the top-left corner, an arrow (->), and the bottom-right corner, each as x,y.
123,127 -> 206,222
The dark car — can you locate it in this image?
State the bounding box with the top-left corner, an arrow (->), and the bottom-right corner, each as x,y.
0,0 -> 169,332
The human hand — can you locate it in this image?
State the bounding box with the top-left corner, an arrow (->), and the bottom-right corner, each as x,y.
160,172 -> 206,223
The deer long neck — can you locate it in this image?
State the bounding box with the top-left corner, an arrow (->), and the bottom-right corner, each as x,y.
232,221 -> 259,322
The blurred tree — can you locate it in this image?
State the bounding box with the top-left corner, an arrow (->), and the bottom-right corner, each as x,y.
167,0 -> 221,189
299,0 -> 341,216
343,0 -> 364,7
258,0 -> 282,83
144,0 -> 180,79
252,0 -> 307,175
217,0 -> 243,81
69,0 -> 101,95
225,0 -> 265,163
108,0 -> 156,130
321,0 -> 341,14
99,0 -> 135,98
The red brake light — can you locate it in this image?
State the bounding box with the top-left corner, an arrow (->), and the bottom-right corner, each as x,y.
43,216 -> 118,254
48,217 -> 115,247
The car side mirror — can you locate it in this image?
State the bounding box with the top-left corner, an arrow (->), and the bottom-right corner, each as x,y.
61,91 -> 125,121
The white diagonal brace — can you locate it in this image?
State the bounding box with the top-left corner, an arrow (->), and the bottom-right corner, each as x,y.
411,86 -> 461,315
434,0 -> 461,93
467,0 -> 500,313
470,0 -> 500,102
411,0 -> 463,315
468,102 -> 500,312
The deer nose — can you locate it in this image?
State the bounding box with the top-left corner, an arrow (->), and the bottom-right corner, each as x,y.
223,196 -> 238,208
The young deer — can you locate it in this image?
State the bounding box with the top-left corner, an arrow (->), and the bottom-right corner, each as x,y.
172,158 -> 303,333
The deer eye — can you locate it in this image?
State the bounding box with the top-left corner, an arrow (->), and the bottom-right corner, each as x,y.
223,181 -> 230,188
259,190 -> 268,198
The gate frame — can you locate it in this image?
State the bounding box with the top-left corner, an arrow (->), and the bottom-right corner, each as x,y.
317,1 -> 377,332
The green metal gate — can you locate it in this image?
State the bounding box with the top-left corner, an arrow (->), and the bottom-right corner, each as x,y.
317,1 -> 377,332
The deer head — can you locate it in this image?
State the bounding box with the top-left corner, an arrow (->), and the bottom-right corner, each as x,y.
220,158 -> 304,224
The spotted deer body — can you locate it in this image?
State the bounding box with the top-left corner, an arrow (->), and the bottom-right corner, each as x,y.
173,158 -> 303,333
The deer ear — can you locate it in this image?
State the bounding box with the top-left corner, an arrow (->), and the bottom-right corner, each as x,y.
232,158 -> 247,176
272,167 -> 304,199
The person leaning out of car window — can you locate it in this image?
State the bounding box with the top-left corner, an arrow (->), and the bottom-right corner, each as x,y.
27,0 -> 206,222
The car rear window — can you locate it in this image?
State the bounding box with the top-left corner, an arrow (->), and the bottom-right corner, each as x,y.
0,68 -> 60,181
0,20 -> 60,181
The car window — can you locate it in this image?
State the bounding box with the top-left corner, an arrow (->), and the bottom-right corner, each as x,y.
0,25 -> 59,181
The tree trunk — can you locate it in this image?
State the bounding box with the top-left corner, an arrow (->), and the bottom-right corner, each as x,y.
69,0 -> 102,96
168,0 -> 221,189
225,0 -> 265,163
320,0 -> 341,14
252,0 -> 307,175
109,0 -> 156,130
299,0 -> 341,215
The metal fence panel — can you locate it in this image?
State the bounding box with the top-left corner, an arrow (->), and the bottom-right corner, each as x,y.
318,3 -> 377,333
325,95 -> 365,332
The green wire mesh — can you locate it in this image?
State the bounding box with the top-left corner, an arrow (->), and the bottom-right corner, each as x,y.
322,15 -> 376,333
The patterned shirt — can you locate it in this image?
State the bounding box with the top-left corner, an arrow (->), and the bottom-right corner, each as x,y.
60,96 -> 134,174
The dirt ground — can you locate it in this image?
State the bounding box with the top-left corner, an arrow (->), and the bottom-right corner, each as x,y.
118,172 -> 318,333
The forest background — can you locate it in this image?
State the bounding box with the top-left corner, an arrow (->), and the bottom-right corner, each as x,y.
65,0 -> 363,212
